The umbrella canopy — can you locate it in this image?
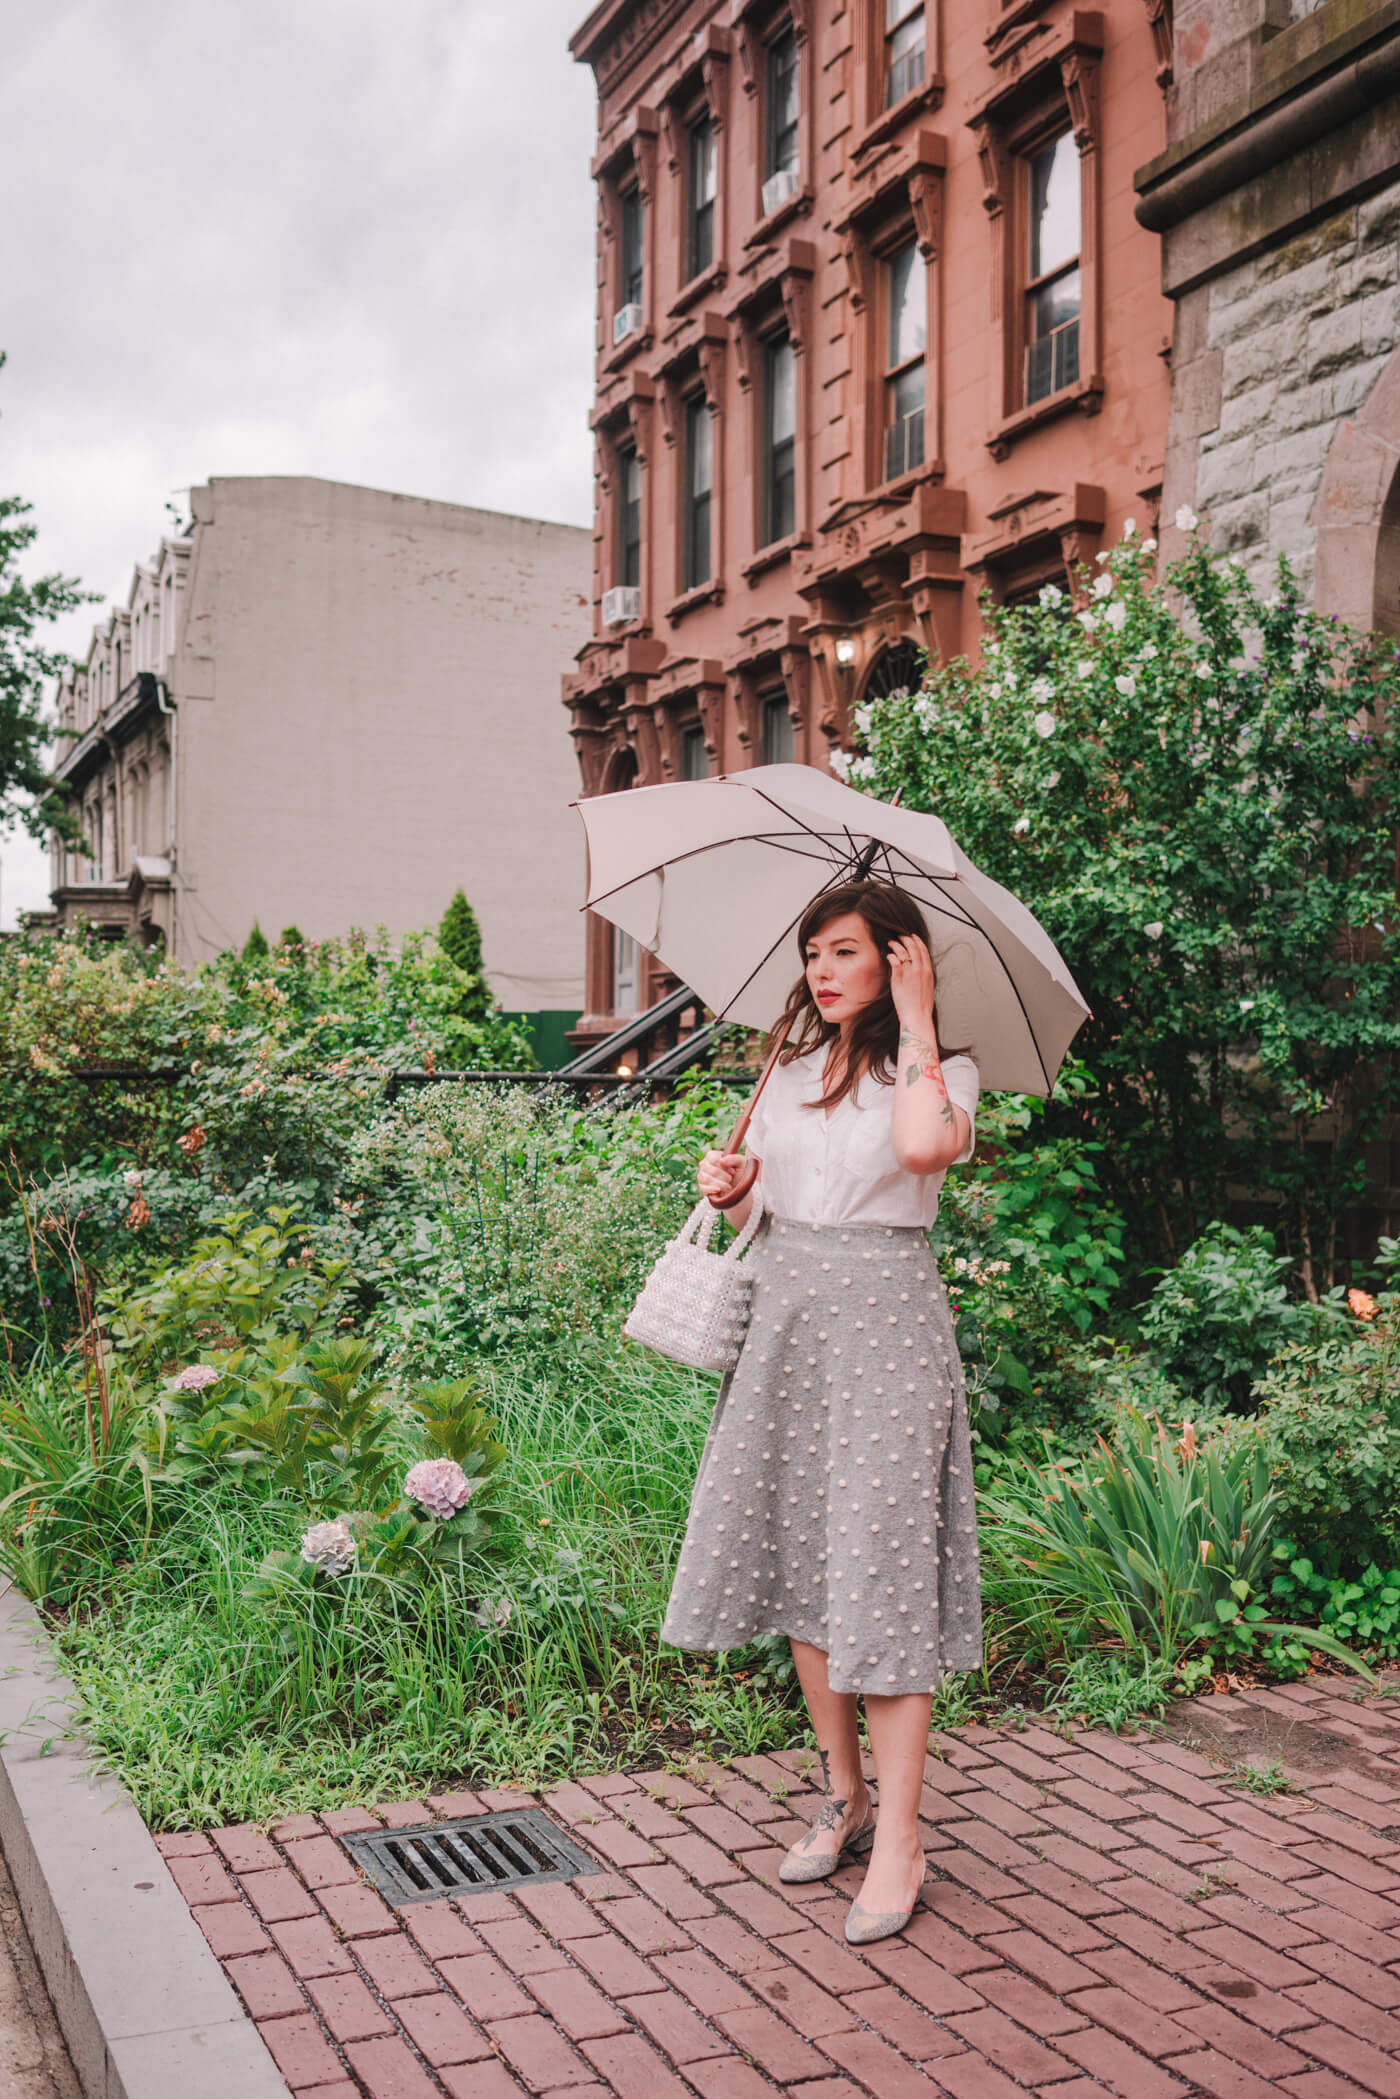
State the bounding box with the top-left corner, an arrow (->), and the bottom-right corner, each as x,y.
574,763 -> 1090,1095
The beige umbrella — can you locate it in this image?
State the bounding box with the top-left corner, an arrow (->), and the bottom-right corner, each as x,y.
574,762 -> 1089,1096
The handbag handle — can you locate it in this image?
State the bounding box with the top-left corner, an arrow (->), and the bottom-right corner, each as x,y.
708,1013 -> 795,1210
685,1176 -> 765,1257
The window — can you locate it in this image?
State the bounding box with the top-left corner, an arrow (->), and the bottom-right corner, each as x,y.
766,28 -> 800,180
620,183 -> 644,309
687,119 -> 716,280
761,332 -> 796,546
885,0 -> 925,109
1024,132 -> 1080,405
616,441 -> 641,588
681,723 -> 708,779
683,394 -> 713,591
882,240 -> 925,481
760,692 -> 794,764
613,926 -> 640,1014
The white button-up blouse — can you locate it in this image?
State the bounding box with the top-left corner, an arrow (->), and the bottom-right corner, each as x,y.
746,1046 -> 980,1229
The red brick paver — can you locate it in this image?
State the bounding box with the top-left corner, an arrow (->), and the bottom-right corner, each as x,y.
160,1678 -> 1400,2097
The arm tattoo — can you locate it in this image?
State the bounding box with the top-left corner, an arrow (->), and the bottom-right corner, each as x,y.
898,1027 -> 957,1126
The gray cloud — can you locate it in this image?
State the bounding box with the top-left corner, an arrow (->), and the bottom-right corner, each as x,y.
0,0 -> 599,923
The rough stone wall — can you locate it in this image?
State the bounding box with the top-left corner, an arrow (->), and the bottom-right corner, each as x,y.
1167,183 -> 1400,601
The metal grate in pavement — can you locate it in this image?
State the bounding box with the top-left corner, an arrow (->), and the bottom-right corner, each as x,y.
340,1810 -> 602,1906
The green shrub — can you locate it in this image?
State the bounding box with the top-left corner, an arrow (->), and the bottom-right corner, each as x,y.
1141,1222 -> 1313,1410
1250,1259 -> 1400,1571
1269,1550 -> 1400,1658
845,524 -> 1400,1286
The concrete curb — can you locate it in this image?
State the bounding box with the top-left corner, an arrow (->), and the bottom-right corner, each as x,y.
0,1584 -> 289,2099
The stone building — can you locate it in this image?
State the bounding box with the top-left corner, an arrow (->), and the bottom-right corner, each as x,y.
1137,0 -> 1400,623
565,0 -> 1176,1032
50,476 -> 590,1039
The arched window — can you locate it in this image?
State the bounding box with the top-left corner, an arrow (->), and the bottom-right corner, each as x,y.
861,637 -> 925,703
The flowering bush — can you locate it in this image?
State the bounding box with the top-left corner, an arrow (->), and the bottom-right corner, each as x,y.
843,524 -> 1400,1288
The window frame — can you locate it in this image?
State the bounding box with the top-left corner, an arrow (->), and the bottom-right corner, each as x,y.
615,437 -> 642,591
619,179 -> 645,312
1020,127 -> 1082,409
759,689 -> 795,765
884,0 -> 925,111
686,116 -> 717,283
760,328 -> 797,549
679,721 -> 709,780
682,391 -> 714,592
880,236 -> 927,484
765,25 -> 800,182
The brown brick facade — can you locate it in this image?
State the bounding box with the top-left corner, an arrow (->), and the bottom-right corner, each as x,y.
566,0 -> 1175,1029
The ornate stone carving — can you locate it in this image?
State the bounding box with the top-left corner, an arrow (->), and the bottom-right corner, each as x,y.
970,117 -> 1010,217
1059,47 -> 1101,154
907,164 -> 943,263
1143,0 -> 1173,86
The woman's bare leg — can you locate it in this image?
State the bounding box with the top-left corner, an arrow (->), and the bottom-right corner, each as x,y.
785,1638 -> 871,1862
853,1690 -> 932,1914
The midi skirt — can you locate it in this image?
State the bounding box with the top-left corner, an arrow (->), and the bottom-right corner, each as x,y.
661,1213 -> 983,1696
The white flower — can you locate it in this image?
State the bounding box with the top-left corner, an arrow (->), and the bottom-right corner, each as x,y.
1104,600 -> 1127,632
853,703 -> 873,738
1144,922 -> 1164,940
1076,660 -> 1093,680
1122,516 -> 1137,538
1175,505 -> 1198,533
1142,537 -> 1158,553
1077,610 -> 1098,633
1033,710 -> 1056,738
988,682 -> 1002,698
1030,676 -> 1054,702
1095,550 -> 1112,565
1195,661 -> 1212,679
1092,573 -> 1115,599
914,694 -> 936,730
849,754 -> 876,783
1239,998 -> 1255,1013
1114,674 -> 1137,698
1038,583 -> 1064,608
1045,770 -> 1060,788
1013,816 -> 1030,835
123,1167 -> 143,1189
405,1458 -> 474,1519
1139,642 -> 1159,661
301,1519 -> 358,1577
829,750 -> 852,782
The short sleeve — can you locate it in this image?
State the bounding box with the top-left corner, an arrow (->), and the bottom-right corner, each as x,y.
941,1054 -> 980,1165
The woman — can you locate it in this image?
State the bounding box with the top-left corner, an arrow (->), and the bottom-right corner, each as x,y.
661,880 -> 982,1945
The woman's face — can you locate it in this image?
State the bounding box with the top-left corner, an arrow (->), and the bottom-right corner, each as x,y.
804,911 -> 888,1026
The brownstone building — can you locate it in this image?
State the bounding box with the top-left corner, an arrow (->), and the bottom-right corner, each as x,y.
565,0 -> 1175,1031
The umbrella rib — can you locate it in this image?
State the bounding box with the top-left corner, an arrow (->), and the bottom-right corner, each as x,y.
585,824 -> 887,912
881,849 -> 1053,1091
709,847 -> 889,1025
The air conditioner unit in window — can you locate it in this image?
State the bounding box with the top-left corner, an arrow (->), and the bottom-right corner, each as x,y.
612,303 -> 644,346
602,585 -> 642,627
761,166 -> 799,218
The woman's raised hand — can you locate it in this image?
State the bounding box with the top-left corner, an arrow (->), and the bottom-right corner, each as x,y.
698,1149 -> 748,1204
887,933 -> 937,1029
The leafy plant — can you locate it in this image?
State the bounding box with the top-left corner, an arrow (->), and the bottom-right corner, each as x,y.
1269,1549 -> 1400,1657
845,523 -> 1400,1289
1141,1222 -> 1313,1410
1250,1256 -> 1400,1570
983,1408 -> 1371,1678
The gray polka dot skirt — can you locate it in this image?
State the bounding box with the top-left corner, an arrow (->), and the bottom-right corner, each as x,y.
661,1214 -> 983,1696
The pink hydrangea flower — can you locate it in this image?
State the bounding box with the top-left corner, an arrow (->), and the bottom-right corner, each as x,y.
300,1518 -> 357,1576
174,1364 -> 220,1391
404,1458 -> 473,1519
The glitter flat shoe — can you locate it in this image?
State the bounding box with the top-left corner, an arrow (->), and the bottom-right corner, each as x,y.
778,1798 -> 876,1884
845,1860 -> 930,1944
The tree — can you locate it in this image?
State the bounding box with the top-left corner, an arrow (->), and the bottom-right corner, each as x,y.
277,925 -> 308,956
438,889 -> 491,1021
241,921 -> 269,964
845,522 -> 1400,1292
0,356 -> 93,842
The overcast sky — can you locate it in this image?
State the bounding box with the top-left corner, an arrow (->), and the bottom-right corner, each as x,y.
0,0 -> 599,926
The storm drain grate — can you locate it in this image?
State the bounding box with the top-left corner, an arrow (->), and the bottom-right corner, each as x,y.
340,1810 -> 603,1905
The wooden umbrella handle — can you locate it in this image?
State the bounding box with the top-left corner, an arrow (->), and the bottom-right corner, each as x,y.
708,1014 -> 794,1210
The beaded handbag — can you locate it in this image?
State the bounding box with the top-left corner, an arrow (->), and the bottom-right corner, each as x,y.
623,1185 -> 765,1374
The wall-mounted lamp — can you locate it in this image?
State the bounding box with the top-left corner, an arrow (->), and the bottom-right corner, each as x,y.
834,636 -> 857,668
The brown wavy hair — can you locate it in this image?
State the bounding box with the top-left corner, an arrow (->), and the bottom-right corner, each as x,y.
770,881 -> 965,1113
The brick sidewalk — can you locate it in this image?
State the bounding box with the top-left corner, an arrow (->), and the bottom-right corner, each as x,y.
162,1676 -> 1400,2099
